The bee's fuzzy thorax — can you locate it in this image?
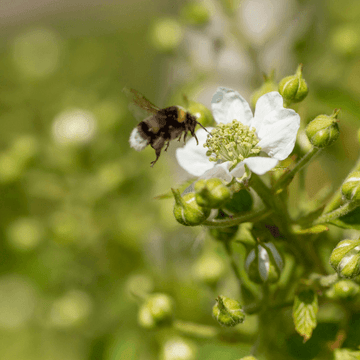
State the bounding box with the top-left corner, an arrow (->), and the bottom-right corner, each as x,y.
129,127 -> 149,151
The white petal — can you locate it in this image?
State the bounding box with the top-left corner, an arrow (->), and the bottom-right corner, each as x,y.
201,162 -> 233,183
243,157 -> 278,175
211,87 -> 253,125
256,108 -> 300,160
176,128 -> 214,176
251,92 -> 284,130
229,162 -> 246,178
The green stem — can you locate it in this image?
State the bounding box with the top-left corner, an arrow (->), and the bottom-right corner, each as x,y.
173,320 -> 219,339
203,207 -> 272,227
275,147 -> 321,192
223,241 -> 258,301
313,201 -> 360,225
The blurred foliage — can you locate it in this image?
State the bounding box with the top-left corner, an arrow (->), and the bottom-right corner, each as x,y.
1,0 -> 360,359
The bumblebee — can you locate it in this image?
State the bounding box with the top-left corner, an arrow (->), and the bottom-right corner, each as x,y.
126,88 -> 208,166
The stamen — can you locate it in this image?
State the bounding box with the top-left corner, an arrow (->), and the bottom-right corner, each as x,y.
204,120 -> 261,167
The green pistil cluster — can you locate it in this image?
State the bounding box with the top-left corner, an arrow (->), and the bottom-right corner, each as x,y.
204,120 -> 261,168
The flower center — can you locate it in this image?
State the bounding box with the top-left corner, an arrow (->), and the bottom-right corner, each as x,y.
204,120 -> 261,168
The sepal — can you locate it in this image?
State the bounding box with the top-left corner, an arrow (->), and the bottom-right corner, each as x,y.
341,171 -> 360,202
245,242 -> 283,284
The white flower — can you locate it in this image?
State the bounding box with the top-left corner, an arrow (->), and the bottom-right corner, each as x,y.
176,87 -> 300,182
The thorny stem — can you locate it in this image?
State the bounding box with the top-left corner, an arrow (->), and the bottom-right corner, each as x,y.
313,201 -> 360,225
275,147 -> 321,192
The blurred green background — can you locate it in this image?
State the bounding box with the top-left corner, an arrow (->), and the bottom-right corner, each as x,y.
1,0 -> 360,359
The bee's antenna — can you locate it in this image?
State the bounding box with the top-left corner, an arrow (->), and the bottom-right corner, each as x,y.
196,121 -> 212,135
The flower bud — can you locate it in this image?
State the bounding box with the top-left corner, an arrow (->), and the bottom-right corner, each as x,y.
278,64 -> 308,104
160,337 -> 197,360
239,357 -> 258,360
172,189 -> 210,226
251,71 -> 278,108
138,293 -> 174,329
212,295 -> 245,327
329,280 -> 360,299
341,171 -> 360,202
180,2 -> 210,27
330,239 -> 360,279
194,178 -> 231,209
245,242 -> 283,284
305,109 -> 340,148
187,101 -> 215,127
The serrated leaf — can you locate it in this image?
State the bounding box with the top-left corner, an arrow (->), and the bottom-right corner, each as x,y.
294,224 -> 328,235
334,348 -> 360,360
293,289 -> 318,342
329,206 -> 360,230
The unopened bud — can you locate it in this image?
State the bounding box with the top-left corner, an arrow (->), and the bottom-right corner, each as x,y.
245,242 -> 283,284
180,2 -> 210,27
279,64 -> 308,104
212,295 -> 245,327
172,189 -> 210,226
330,239 -> 360,279
251,71 -> 278,108
329,280 -> 360,299
239,357 -> 258,360
187,101 -> 215,127
341,171 -> 360,202
138,293 -> 174,329
194,178 -> 231,209
305,109 -> 340,148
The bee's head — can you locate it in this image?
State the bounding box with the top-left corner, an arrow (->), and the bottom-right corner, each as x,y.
187,113 -> 211,135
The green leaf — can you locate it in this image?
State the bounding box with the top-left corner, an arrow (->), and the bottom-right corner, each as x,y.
293,289 -> 318,342
334,348 -> 360,360
330,206 -> 360,230
294,224 -> 329,235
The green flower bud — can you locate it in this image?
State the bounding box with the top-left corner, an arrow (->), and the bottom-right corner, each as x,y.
138,293 -> 174,329
305,109 -> 340,148
223,189 -> 253,215
238,357 -> 258,360
278,64 -> 308,104
331,280 -> 360,299
341,171 -> 360,202
251,71 -> 278,108
172,189 -> 210,226
194,178 -> 231,209
330,239 -> 360,279
192,253 -> 227,286
212,295 -> 245,327
180,2 -> 211,27
245,242 -> 283,284
187,101 -> 215,127
149,18 -> 183,53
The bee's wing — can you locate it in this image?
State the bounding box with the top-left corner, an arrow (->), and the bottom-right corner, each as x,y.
123,87 -> 160,122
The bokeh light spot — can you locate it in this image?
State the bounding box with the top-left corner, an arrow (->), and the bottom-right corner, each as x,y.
52,109 -> 97,144
12,28 -> 62,79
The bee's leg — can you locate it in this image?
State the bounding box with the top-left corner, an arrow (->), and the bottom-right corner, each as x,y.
164,141 -> 170,152
193,133 -> 199,145
150,138 -> 165,167
177,134 -> 182,142
183,132 -> 188,144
